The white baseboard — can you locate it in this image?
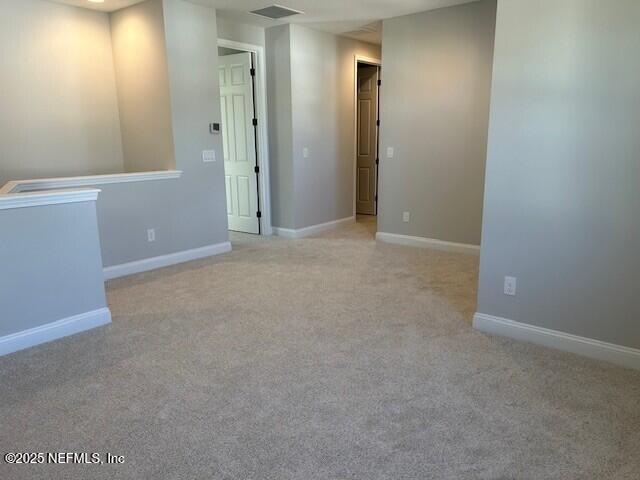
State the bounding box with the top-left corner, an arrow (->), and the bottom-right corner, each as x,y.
0,307 -> 112,356
271,226 -> 296,238
104,242 -> 232,280
473,313 -> 640,370
376,232 -> 480,255
273,216 -> 355,239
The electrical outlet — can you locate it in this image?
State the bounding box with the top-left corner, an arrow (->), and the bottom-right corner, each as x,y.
302,147 -> 309,158
202,150 -> 216,162
504,276 -> 517,296
402,211 -> 410,223
147,228 -> 156,243
387,147 -> 394,158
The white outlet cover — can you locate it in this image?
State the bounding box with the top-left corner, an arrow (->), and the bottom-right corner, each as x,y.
387,147 -> 394,158
202,150 -> 216,163
303,147 -> 309,158
504,276 -> 517,296
402,211 -> 410,222
147,229 -> 156,242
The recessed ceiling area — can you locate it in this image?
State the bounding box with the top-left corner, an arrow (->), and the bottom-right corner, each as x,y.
211,0 -> 478,44
49,0 -> 479,44
49,0 -> 147,12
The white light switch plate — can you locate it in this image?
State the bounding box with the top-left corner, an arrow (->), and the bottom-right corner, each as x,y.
402,211 -> 410,223
387,147 -> 394,158
202,150 -> 216,163
303,147 -> 309,158
504,276 -> 517,296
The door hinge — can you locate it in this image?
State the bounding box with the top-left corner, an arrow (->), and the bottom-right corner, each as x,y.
377,79 -> 382,86
252,118 -> 258,127
254,166 -> 260,174
375,158 -> 379,165
376,119 -> 380,127
250,67 -> 256,76
375,194 -> 378,202
257,211 -> 262,218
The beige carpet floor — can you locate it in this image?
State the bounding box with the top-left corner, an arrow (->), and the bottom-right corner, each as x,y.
1,216 -> 639,479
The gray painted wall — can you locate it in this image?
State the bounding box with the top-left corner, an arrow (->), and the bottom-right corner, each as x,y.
266,25 -> 295,229
162,0 -> 228,255
2,0 -> 228,269
0,0 -> 124,185
111,0 -> 175,172
378,0 -> 496,245
216,16 -> 265,46
86,0 -> 228,268
0,202 -> 107,337
477,0 -> 640,349
289,25 -> 380,229
266,24 -> 380,229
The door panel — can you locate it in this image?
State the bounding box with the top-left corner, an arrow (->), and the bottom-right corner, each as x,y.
236,176 -> 251,217
219,52 -> 260,234
358,99 -> 372,156
231,65 -> 245,85
356,65 -> 379,215
358,168 -> 370,201
232,94 -> 248,162
221,96 -> 229,160
225,175 -> 233,214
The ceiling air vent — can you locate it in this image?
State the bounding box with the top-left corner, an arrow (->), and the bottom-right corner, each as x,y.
249,4 -> 304,20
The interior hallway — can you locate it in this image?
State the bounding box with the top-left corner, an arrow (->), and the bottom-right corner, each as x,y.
1,218 -> 639,479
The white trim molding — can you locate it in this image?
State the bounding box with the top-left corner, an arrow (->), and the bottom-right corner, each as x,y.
104,242 -> 232,280
273,216 -> 355,239
271,227 -> 296,238
473,313 -> 640,371
218,38 -> 273,236
1,170 -> 182,195
0,188 -> 100,210
0,308 -> 112,357
376,232 -> 480,255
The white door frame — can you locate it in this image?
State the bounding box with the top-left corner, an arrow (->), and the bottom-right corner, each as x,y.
218,38 -> 273,235
353,55 -> 382,217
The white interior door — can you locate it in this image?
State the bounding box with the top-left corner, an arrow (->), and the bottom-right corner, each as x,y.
219,52 -> 260,234
356,65 -> 379,215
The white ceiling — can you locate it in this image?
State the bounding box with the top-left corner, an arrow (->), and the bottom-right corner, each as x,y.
49,0 -> 146,11
50,0 -> 478,44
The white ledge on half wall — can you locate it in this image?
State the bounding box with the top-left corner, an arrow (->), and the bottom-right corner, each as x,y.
0,170 -> 183,195
0,188 -> 100,210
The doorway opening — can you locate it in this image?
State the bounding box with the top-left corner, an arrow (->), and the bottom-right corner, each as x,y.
354,57 -> 381,223
217,40 -> 272,236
